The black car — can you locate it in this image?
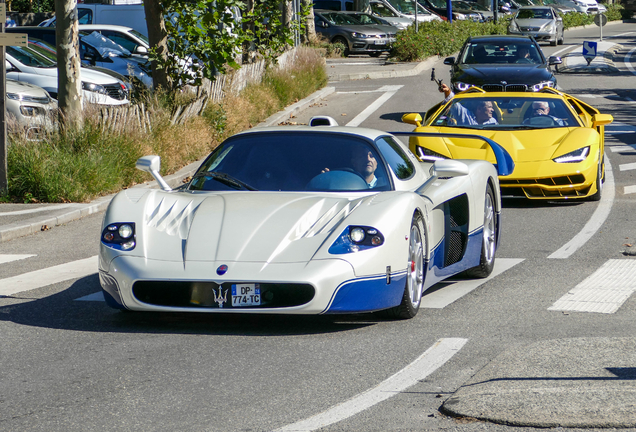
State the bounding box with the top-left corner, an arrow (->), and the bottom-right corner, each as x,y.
444,35 -> 562,92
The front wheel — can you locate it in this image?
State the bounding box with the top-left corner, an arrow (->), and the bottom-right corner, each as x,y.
464,185 -> 497,278
383,214 -> 425,319
588,157 -> 604,201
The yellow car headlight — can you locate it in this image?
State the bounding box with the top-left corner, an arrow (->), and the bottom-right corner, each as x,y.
553,146 -> 590,163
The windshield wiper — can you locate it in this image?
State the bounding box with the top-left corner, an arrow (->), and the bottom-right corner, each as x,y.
193,171 -> 258,191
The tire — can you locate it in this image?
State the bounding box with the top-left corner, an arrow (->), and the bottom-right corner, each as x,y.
550,36 -> 557,46
332,36 -> 350,57
464,185 -> 497,278
588,156 -> 604,202
558,29 -> 564,45
383,214 -> 425,319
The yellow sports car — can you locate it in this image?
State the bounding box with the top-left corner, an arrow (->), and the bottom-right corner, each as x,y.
403,88 -> 613,200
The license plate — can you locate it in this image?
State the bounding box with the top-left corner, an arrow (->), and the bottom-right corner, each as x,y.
375,40 -> 387,45
231,283 -> 261,306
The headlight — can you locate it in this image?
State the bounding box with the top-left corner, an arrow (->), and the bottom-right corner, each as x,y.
329,226 -> 385,254
82,82 -> 108,95
455,81 -> 473,91
19,106 -> 42,116
351,32 -> 372,38
454,13 -> 467,19
553,147 -> 590,163
543,22 -> 555,31
530,81 -> 555,91
102,223 -> 136,250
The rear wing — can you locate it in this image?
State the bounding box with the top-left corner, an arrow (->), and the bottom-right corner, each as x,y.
389,131 -> 515,176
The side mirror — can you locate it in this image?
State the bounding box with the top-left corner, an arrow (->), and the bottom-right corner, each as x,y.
444,57 -> 455,65
431,160 -> 469,178
592,113 -> 613,127
402,113 -> 422,126
5,60 -> 17,72
135,46 -> 148,55
136,155 -> 172,191
548,56 -> 562,65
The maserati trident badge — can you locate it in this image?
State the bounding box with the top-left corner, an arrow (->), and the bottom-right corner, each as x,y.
217,264 -> 228,275
213,287 -> 228,308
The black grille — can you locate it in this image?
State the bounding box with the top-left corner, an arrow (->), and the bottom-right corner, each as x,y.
104,83 -> 126,101
132,281 -> 315,309
506,84 -> 528,92
499,174 -> 586,187
482,84 -> 528,92
483,84 -> 504,92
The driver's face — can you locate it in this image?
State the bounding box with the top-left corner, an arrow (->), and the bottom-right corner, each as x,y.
352,146 -> 378,177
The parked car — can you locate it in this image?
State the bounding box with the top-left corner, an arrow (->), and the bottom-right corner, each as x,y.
444,35 -> 561,92
368,0 -> 415,29
6,78 -> 57,140
508,6 -> 564,46
403,88 -> 613,201
7,26 -> 152,91
558,0 -> 600,13
377,0 -> 443,22
340,11 -> 400,39
419,0 -> 483,20
38,3 -> 148,36
78,24 -> 149,56
314,9 -> 393,57
538,0 -> 577,14
5,44 -> 129,105
453,0 -> 493,19
99,118 -> 508,318
313,0 -> 354,10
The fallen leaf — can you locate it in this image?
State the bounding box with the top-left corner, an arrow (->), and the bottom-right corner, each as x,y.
41,225 -> 50,231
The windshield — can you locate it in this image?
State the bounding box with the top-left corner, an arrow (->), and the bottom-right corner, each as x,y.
385,0 -> 432,14
130,29 -> 149,45
430,97 -> 579,129
460,41 -> 543,64
27,39 -> 57,62
189,132 -> 392,192
81,31 -> 131,57
351,13 -> 384,24
370,2 -> 399,17
7,45 -> 56,68
516,8 -> 553,18
321,12 -> 362,25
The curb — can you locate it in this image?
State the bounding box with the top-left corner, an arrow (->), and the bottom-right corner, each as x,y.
327,55 -> 438,82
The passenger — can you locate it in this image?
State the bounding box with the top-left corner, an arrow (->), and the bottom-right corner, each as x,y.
439,84 -> 499,126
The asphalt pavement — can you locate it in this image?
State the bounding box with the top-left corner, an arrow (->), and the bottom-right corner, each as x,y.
0,28 -> 630,429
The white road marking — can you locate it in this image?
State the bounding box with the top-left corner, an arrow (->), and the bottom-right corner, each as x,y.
422,258 -> 524,308
274,338 -> 467,432
337,85 -> 403,95
0,204 -> 72,217
610,145 -> 636,153
620,162 -> 636,171
549,260 -> 636,313
0,256 -> 97,297
0,254 -> 36,265
548,155 -> 614,259
625,185 -> 636,195
75,291 -> 105,302
345,85 -> 403,127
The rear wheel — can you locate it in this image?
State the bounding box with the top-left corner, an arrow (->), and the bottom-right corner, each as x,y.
384,214 -> 425,319
558,29 -> 564,45
464,185 -> 497,278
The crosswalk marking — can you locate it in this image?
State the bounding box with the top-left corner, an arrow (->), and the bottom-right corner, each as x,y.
625,185 -> 636,195
0,256 -> 97,297
620,162 -> 636,171
0,254 -> 36,265
549,260 -> 636,314
609,145 -> 635,153
422,258 -> 524,308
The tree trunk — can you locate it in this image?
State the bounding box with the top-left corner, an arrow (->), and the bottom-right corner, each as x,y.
55,0 -> 82,128
303,0 -> 316,43
143,0 -> 170,91
241,0 -> 255,64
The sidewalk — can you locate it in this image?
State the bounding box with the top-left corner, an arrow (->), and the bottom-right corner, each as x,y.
0,33 -> 623,243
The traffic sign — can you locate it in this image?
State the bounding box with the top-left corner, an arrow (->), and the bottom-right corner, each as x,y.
0,33 -> 27,47
594,13 -> 607,26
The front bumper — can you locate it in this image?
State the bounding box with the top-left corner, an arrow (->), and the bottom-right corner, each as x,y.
498,159 -> 599,199
99,253 -> 406,314
350,37 -> 392,53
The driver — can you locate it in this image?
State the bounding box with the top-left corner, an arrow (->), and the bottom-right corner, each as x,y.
351,144 -> 378,188
524,101 -> 564,126
439,84 -> 499,126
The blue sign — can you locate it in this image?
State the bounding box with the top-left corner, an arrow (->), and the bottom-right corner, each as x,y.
583,41 -> 597,59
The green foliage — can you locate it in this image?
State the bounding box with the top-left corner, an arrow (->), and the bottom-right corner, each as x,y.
8,0 -> 53,13
392,18 -> 510,62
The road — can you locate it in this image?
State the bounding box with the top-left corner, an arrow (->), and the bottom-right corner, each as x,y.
1,23 -> 636,432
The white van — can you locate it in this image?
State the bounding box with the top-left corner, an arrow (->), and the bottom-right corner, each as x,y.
39,4 -> 148,36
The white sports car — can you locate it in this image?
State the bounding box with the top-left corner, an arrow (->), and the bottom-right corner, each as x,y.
99,118 -> 512,319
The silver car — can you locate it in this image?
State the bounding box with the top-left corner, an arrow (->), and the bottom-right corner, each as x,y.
508,6 -> 564,46
6,79 -> 57,140
314,10 -> 393,57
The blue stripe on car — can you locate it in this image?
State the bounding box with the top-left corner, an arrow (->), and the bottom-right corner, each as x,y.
324,272 -> 407,314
